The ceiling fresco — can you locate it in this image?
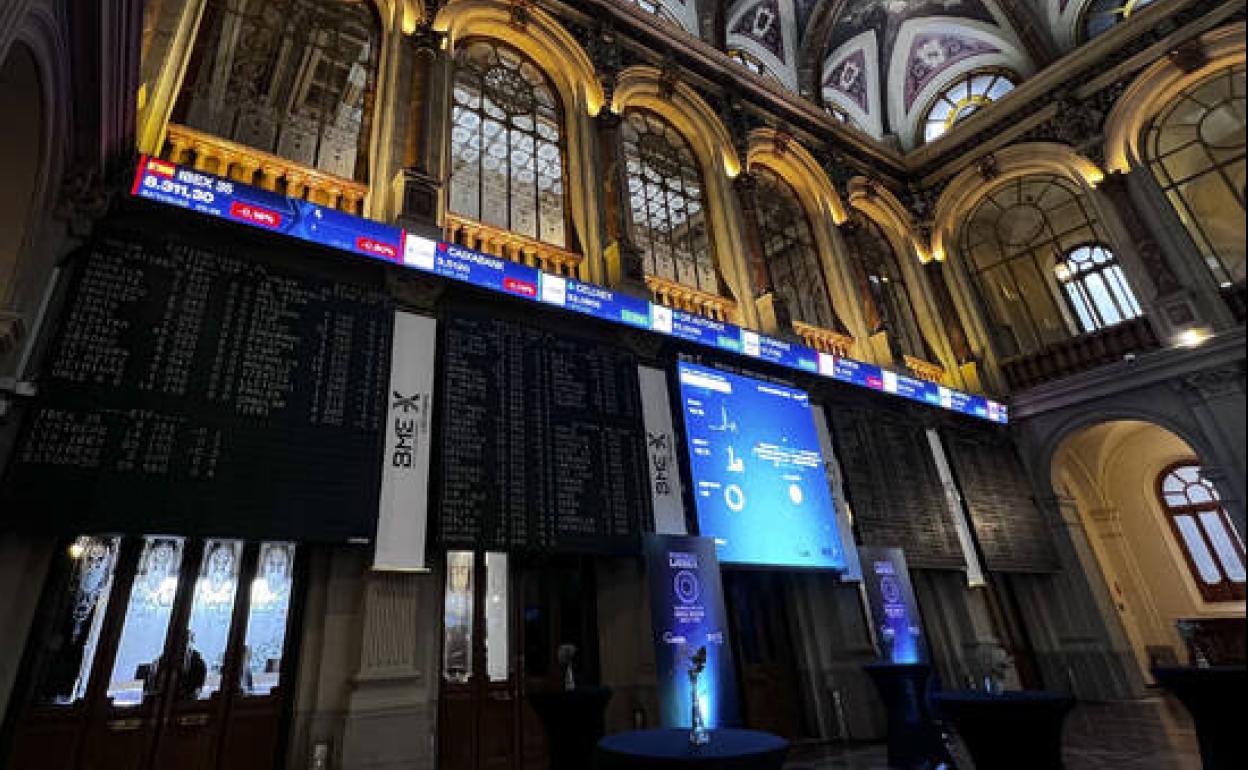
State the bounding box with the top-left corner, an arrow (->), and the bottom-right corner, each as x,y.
826,0 -> 1000,60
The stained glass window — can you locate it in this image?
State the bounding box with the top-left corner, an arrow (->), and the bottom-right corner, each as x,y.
178,0 -> 378,180
1054,244 -> 1142,333
181,540 -> 243,700
1158,463 -> 1246,603
33,536 -> 122,705
621,109 -> 718,293
961,174 -> 1117,357
107,537 -> 185,707
842,214 -> 926,360
1081,0 -> 1157,41
448,39 -> 568,248
921,70 -> 1017,144
752,166 -> 837,330
1146,64 -> 1246,292
239,542 -> 296,696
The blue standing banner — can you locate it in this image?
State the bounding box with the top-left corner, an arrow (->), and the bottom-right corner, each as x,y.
644,534 -> 740,730
859,546 -> 927,664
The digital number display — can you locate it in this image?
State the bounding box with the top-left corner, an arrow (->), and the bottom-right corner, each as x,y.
132,155 -> 1008,424
677,362 -> 845,570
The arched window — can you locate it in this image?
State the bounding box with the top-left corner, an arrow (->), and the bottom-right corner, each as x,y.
176,0 -> 379,181
1146,64 -> 1246,292
921,70 -> 1017,144
1055,244 -> 1142,333
447,39 -> 569,248
1157,463 -> 1246,603
1080,0 -> 1157,41
621,110 -> 717,294
752,166 -> 838,330
842,214 -> 926,360
962,175 -> 1122,358
728,48 -> 769,78
824,103 -> 863,133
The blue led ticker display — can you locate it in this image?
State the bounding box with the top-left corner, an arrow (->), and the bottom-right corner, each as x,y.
131,155 -> 1008,424
677,362 -> 846,569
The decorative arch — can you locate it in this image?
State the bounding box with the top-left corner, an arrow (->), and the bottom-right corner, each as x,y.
746,127 -> 847,225
888,18 -> 1032,150
436,0 -> 607,280
1103,23 -> 1245,174
612,67 -> 741,178
0,2 -> 71,377
725,0 -> 800,92
435,0 -> 605,117
846,177 -> 925,259
612,66 -> 753,319
746,128 -> 854,334
931,142 -> 1106,263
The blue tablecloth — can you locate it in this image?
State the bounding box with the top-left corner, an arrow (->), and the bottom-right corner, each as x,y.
1152,666 -> 1245,770
934,690 -> 1075,770
597,729 -> 789,770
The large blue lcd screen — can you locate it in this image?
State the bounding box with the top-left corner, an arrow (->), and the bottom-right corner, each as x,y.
677,362 -> 846,570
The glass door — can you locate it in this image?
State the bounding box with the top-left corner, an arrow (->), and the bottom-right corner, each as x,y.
6,537 -> 299,770
438,551 -> 517,770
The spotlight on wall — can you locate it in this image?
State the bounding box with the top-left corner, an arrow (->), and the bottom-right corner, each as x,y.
1174,327 -> 1213,349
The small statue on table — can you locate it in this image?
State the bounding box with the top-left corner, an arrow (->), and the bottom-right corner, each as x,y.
688,645 -> 709,746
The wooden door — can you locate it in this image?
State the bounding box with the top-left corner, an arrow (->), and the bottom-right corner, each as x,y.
517,557 -> 601,770
6,537 -> 300,770
724,571 -> 806,739
438,551 -> 518,770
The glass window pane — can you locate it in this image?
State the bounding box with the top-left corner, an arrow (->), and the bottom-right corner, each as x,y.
35,536 -> 122,705
484,552 -> 509,683
108,537 -> 185,707
1175,516 -> 1224,585
1085,272 -> 1123,326
1200,512 -> 1246,582
239,542 -> 295,697
180,540 -> 242,701
443,551 -> 474,683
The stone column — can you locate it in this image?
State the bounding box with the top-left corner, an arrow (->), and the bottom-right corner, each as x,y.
1178,364 -> 1248,538
595,109 -> 647,297
1085,506 -> 1168,674
733,172 -> 794,336
1024,495 -> 1144,699
340,570 -> 440,770
1095,172 -> 1233,340
395,26 -> 446,240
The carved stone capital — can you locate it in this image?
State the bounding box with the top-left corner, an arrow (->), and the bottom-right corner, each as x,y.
387,270 -> 445,313
55,165 -> 112,239
1181,363 -> 1246,400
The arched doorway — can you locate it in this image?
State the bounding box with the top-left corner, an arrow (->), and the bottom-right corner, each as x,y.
1052,420 -> 1246,678
0,41 -> 45,338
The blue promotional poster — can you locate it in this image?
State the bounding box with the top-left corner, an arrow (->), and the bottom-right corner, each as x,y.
859,547 -> 927,664
644,534 -> 740,730
677,362 -> 846,570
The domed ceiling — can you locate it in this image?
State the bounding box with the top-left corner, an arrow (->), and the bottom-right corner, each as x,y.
714,0 -> 1129,149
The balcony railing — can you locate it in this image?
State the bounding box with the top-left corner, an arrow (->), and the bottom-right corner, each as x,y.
163,123 -> 368,215
904,355 -> 947,384
1000,316 -> 1160,391
644,274 -> 738,324
444,213 -> 584,278
791,320 -> 854,358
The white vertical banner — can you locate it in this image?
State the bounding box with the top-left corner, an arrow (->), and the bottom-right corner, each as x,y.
925,428 -> 987,588
812,406 -> 864,582
373,311 -> 437,572
638,366 -> 688,535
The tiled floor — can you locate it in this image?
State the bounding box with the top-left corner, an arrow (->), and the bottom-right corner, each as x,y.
784,696 -> 1201,770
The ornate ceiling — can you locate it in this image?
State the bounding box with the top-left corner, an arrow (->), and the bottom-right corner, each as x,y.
710,0 -> 1136,148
